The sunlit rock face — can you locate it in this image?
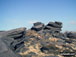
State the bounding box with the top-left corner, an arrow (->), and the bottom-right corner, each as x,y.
0,22 -> 76,57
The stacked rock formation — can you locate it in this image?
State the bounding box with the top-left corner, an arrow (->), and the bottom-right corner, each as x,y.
0,21 -> 76,57
0,27 -> 26,57
44,21 -> 62,32
64,32 -> 76,38
31,21 -> 62,32
31,22 -> 45,31
31,21 -> 64,38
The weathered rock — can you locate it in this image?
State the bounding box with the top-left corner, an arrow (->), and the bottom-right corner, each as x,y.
31,22 -> 44,31
55,21 -> 62,25
0,31 -> 6,38
44,26 -> 61,32
44,22 -> 62,37
65,32 -> 76,38
0,38 -> 21,57
40,47 -> 49,53
0,21 -> 76,57
11,39 -> 25,51
0,27 -> 26,39
47,22 -> 62,28
0,28 -> 26,56
53,33 -> 65,39
0,38 -> 8,53
40,43 -> 59,54
6,27 -> 26,39
1,37 -> 14,47
65,38 -> 72,43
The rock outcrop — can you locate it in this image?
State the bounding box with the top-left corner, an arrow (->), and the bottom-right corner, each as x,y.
31,22 -> 45,31
0,38 -> 21,57
0,21 -> 76,57
0,27 -> 26,57
65,32 -> 76,38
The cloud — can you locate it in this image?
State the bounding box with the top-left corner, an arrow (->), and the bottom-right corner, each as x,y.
69,20 -> 76,25
28,20 -> 37,24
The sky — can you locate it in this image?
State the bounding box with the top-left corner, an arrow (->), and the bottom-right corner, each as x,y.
0,0 -> 76,32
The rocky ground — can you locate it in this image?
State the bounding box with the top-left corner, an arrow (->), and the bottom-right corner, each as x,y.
0,21 -> 76,57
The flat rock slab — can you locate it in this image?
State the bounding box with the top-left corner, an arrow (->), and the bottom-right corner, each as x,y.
0,49 -> 19,57
0,39 -> 8,53
0,38 -> 21,57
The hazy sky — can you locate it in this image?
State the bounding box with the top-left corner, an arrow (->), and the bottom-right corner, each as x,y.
0,0 -> 76,32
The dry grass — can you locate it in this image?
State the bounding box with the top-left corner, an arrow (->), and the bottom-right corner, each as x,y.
19,42 -> 54,57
